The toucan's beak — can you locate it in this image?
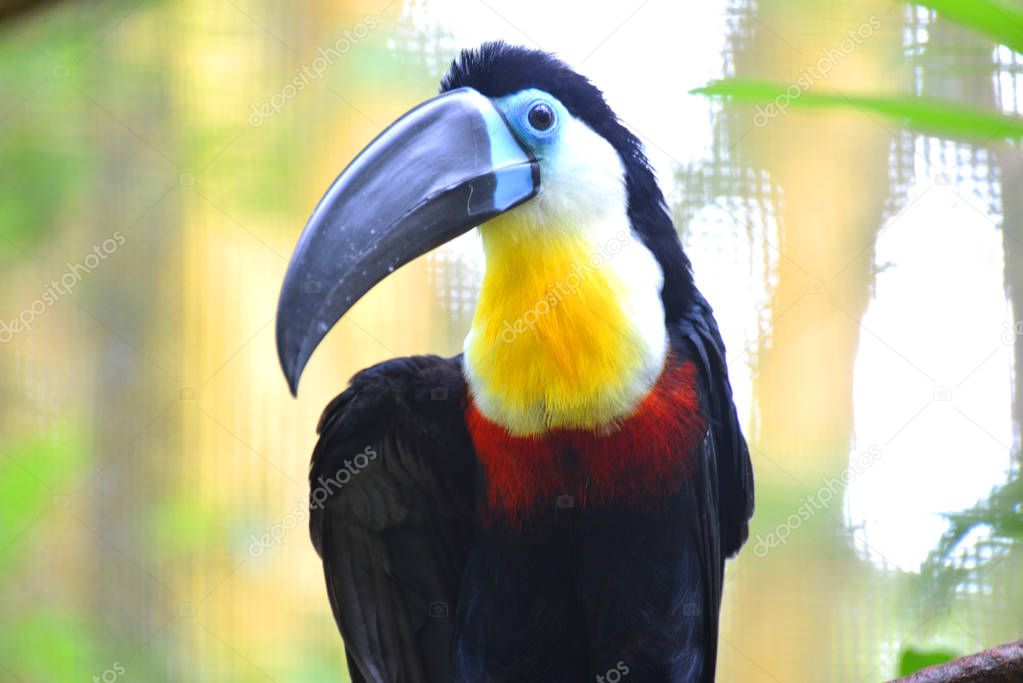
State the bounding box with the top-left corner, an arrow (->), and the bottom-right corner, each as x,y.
276,87 -> 539,395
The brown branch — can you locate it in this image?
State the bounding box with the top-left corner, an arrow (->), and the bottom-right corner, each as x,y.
888,638 -> 1023,683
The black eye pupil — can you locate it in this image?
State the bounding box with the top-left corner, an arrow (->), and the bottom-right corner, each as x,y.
528,103 -> 554,130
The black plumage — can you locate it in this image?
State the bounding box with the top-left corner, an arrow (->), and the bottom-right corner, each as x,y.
309,304 -> 751,682
311,356 -> 475,683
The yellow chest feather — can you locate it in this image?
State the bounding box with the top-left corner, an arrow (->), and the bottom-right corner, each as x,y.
463,217 -> 667,436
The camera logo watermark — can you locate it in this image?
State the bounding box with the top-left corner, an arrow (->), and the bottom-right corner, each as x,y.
248,17 -> 378,127
0,231 -> 126,343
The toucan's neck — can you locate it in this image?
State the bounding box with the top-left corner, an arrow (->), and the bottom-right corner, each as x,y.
463,205 -> 668,437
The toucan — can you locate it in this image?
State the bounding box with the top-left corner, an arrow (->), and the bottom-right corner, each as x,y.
276,42 -> 754,683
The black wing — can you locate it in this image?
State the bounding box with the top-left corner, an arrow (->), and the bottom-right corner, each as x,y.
309,355 -> 477,683
677,289 -> 755,559
670,291 -> 755,681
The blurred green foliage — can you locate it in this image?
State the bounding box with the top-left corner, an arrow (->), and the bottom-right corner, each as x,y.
923,474 -> 1023,599
693,2 -> 1023,674
941,475 -> 1023,552
691,80 -> 1023,143
915,0 -> 1023,55
1,612 -> 99,682
692,1 -> 1023,143
0,433 -> 82,572
0,6 -> 106,254
0,133 -> 88,249
897,645 -> 961,676
0,431 -> 171,680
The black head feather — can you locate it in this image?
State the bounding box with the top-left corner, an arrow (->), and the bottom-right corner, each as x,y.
441,41 -> 694,323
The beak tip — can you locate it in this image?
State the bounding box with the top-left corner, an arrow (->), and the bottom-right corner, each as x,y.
279,355 -> 300,397
285,371 -> 300,397
276,320 -> 305,398
281,357 -> 303,398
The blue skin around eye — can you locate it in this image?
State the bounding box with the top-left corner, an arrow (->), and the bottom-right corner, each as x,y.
489,89 -> 568,210
494,89 -> 566,153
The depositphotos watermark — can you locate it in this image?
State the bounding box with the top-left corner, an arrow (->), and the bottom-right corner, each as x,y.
596,660 -> 630,683
0,231 -> 126,344
750,444 -> 883,558
753,16 -> 881,128
1001,319 -> 1023,345
248,16 -> 378,127
248,446 -> 377,558
92,662 -> 125,683
499,230 -> 633,343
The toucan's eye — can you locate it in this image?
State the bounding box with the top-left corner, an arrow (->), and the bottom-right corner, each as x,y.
527,102 -> 555,131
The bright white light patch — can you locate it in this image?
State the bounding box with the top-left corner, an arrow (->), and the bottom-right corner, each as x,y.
845,176 -> 1014,572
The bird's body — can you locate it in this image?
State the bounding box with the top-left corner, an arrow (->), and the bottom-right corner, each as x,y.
279,42 -> 753,683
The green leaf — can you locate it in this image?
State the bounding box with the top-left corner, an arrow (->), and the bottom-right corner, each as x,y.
691,79 -> 1023,143
897,646 -> 961,676
914,0 -> 1023,55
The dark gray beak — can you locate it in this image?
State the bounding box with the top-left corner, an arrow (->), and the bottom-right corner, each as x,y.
276,87 -> 539,395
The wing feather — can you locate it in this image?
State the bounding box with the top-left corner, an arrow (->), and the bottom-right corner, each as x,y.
669,292 -> 755,680
676,291 -> 755,558
309,355 -> 476,683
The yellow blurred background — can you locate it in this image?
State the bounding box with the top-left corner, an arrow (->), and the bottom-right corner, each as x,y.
1,0 -> 1021,681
